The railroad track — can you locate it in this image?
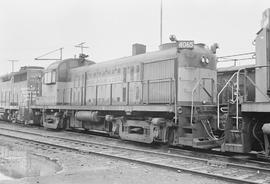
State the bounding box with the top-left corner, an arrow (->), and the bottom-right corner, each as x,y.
0,122 -> 268,167
0,126 -> 269,183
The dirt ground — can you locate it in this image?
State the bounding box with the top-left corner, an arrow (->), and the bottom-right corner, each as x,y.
0,129 -> 229,184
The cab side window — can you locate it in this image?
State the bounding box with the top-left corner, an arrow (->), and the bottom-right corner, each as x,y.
123,67 -> 127,82
130,66 -> 134,81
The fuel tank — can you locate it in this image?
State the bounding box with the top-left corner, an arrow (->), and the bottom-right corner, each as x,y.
75,111 -> 100,122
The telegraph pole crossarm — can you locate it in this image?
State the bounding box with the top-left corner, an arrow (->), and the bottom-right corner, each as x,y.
35,47 -> 63,61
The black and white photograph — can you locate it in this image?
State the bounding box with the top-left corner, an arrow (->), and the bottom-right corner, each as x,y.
0,0 -> 269,183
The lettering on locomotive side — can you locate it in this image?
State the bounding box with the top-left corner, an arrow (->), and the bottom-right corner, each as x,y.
178,40 -> 194,49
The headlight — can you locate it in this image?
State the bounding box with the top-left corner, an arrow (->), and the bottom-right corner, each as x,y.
205,58 -> 209,64
201,56 -> 209,65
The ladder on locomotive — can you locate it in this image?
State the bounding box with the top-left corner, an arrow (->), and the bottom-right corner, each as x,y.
217,70 -> 247,152
218,68 -> 270,152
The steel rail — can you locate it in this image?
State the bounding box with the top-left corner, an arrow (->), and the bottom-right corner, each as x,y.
0,127 -> 269,184
0,124 -> 269,170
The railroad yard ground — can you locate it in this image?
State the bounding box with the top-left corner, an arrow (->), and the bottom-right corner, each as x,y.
0,121 -> 229,184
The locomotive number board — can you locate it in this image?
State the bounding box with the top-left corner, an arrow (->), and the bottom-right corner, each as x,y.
178,40 -> 194,49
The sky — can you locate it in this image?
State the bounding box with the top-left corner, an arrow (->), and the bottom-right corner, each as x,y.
0,0 -> 269,75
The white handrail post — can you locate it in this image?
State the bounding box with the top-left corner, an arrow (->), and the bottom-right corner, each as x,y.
236,70 -> 240,130
217,72 -> 238,130
190,88 -> 195,125
173,78 -> 177,125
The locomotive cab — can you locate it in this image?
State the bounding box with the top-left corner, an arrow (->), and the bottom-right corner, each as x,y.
37,58 -> 95,129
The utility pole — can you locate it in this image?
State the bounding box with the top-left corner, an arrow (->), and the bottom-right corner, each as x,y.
75,42 -> 89,54
160,0 -> 163,45
8,60 -> 19,73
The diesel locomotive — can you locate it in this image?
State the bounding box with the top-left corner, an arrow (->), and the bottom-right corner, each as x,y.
35,40 -> 220,148
0,39 -> 221,149
0,66 -> 43,123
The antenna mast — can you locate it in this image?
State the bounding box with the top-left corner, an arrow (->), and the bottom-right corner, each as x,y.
160,0 -> 163,45
75,42 -> 89,54
75,42 -> 89,60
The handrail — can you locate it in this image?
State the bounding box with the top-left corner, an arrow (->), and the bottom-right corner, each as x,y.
217,72 -> 237,130
190,79 -> 201,125
86,78 -> 174,87
234,66 -> 270,129
173,78 -> 177,125
190,78 -> 214,126
218,66 -> 270,131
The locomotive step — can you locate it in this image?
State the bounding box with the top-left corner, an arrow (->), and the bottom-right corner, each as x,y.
222,143 -> 244,153
183,133 -> 193,138
230,116 -> 243,119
